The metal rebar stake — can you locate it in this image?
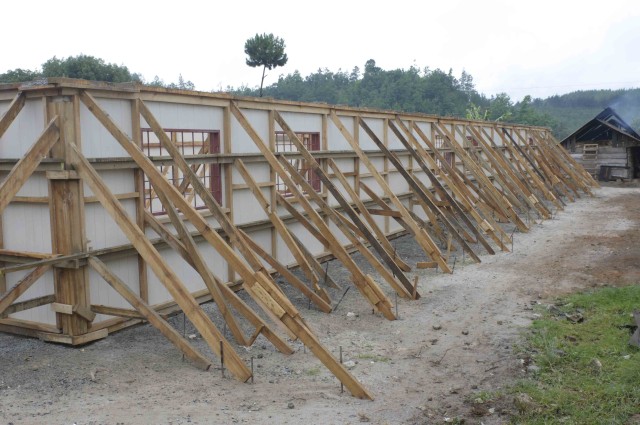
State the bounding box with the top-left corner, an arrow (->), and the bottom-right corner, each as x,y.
251,357 -> 254,383
339,346 -> 343,394
220,341 -> 224,378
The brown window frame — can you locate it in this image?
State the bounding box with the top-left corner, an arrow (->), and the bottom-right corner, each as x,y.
141,128 -> 222,216
274,131 -> 321,197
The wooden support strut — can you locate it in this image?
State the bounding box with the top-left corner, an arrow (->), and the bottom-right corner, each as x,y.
0,117 -> 60,214
389,119 -> 497,253
233,158 -> 331,306
361,118 -> 486,261
432,122 -> 529,233
152,187 -> 249,346
273,111 -> 416,292
392,119 -> 511,251
229,101 -> 395,320
329,112 -> 452,273
0,265 -> 51,316
69,144 -> 252,382
81,92 -> 371,398
88,257 -> 212,371
279,156 -> 413,300
0,92 -> 26,139
144,206 -> 294,352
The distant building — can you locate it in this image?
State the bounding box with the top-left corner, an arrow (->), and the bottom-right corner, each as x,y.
560,107 -> 640,180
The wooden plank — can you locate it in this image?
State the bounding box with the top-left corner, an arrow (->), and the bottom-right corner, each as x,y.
416,261 -> 438,269
0,265 -> 51,316
152,187 -> 248,346
40,328 -> 108,345
279,155 -> 411,303
91,304 -> 146,319
51,302 -> 74,315
330,112 -> 451,273
0,117 -> 59,214
366,119 -> 486,261
70,145 -> 251,381
2,294 -> 55,315
274,111 -> 416,292
327,159 -> 412,272
0,92 -> 26,139
393,119 -> 510,251
230,102 -> 395,319
89,257 -> 211,370
237,229 -> 332,313
234,159 -> 322,297
138,99 -> 265,272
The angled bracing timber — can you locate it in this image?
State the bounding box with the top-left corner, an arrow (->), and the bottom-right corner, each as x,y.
234,158 -> 332,308
279,156 -> 414,300
499,128 -> 566,206
431,122 -> 529,233
237,227 -> 333,313
70,146 -> 252,381
152,187 -> 249,346
329,112 -> 452,273
532,131 -> 596,194
88,257 -> 212,371
82,92 -> 372,398
390,119 -> 510,252
465,125 -> 553,218
274,111 -> 416,295
0,265 -> 51,316
138,100 -> 267,273
505,128 -> 567,207
388,120 -> 498,252
473,125 -> 559,214
410,123 -> 512,226
0,117 -> 59,214
360,118 -> 486,261
230,101 -> 397,320
0,92 -> 26,139
143,208 -> 294,352
326,158 -> 412,271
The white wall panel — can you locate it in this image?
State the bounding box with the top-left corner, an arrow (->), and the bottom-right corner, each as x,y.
231,109 -> 268,153
8,269 -> 55,324
327,115 -> 354,151
81,98 -> 132,158
0,99 -> 45,158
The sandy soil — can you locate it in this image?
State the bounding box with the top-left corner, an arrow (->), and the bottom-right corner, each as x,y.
1,185 -> 639,425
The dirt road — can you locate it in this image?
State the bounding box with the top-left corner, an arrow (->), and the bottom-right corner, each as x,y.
1,185 -> 638,424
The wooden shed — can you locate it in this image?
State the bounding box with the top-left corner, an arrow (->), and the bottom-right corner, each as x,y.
0,78 -> 595,398
561,107 -> 640,180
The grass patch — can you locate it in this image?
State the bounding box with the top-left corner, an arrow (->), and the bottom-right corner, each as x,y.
510,285 -> 640,424
356,353 -> 391,363
305,367 -> 321,376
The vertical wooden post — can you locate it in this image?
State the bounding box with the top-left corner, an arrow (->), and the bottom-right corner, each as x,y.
223,106 -> 235,283
47,95 -> 91,337
131,98 -> 148,302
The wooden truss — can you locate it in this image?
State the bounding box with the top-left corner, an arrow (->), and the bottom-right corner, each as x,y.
0,81 -> 598,400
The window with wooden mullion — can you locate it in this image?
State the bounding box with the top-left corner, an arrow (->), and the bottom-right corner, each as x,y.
141,128 -> 222,216
275,131 -> 321,196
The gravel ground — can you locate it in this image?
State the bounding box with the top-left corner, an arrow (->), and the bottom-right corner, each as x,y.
1,185 -> 638,424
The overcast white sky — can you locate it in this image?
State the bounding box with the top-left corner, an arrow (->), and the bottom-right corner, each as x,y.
3,0 -> 639,101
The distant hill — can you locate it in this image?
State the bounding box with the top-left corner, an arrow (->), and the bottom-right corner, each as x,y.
531,89 -> 640,140
3,56 -> 639,141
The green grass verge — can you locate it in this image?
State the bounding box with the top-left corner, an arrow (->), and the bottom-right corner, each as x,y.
510,285 -> 640,424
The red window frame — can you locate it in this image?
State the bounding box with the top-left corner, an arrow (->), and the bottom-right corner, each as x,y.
141,128 -> 222,216
275,131 -> 321,196
466,135 -> 479,147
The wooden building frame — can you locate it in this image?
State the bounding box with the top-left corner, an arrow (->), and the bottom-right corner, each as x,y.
0,78 -> 596,398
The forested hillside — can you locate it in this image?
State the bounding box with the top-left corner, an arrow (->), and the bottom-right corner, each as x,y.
2,55 -> 638,140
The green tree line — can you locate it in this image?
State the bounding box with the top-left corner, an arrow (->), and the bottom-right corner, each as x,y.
3,55 -> 639,140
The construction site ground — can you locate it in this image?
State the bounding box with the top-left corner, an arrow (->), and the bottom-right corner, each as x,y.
1,184 -> 638,425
